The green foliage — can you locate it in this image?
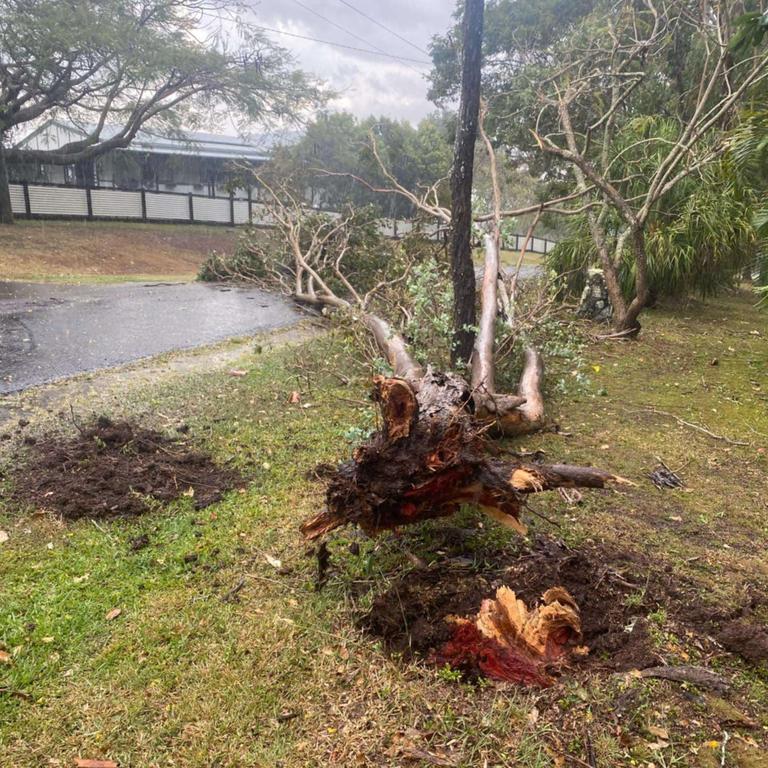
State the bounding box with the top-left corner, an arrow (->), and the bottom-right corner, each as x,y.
729,109 -> 768,303
402,255 -> 454,368
731,10 -> 768,54
0,0 -> 321,154
266,111 -> 454,218
547,117 -> 758,301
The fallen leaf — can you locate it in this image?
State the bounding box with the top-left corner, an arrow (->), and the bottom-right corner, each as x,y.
75,760 -> 118,768
105,608 -> 122,621
647,740 -> 669,751
648,725 -> 669,740
288,390 -> 301,404
227,369 -> 247,377
0,650 -> 11,664
263,552 -> 282,570
0,530 -> 8,544
182,487 -> 195,498
41,636 -> 54,643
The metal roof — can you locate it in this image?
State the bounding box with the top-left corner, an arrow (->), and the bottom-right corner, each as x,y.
15,120 -> 296,161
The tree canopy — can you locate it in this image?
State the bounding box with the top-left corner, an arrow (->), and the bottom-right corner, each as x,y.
0,0 -> 324,221
265,111 -> 454,219
430,0 -> 768,329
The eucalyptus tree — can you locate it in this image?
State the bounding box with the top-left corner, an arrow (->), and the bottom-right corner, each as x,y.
0,0 -> 323,223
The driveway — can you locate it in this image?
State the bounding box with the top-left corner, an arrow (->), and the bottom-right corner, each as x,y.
0,281 -> 300,393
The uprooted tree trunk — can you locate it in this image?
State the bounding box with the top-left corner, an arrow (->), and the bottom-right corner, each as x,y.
297,235 -> 627,540
248,168 -> 626,542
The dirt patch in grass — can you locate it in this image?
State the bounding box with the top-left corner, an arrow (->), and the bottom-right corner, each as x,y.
361,533 -> 768,675
6,416 -> 242,518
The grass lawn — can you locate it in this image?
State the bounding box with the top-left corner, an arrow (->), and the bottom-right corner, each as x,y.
1,292 -> 767,767
473,247 -> 544,269
0,220 -> 237,282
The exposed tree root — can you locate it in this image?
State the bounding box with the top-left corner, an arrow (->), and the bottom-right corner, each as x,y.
300,366 -> 628,540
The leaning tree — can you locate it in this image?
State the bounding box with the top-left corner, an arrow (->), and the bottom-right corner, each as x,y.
240,162 -> 628,542
0,0 -> 322,223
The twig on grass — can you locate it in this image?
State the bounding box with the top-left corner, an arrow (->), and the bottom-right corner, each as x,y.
639,664 -> 730,693
638,407 -> 749,446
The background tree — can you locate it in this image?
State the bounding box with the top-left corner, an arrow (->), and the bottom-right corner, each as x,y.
269,111 -> 454,218
430,0 -> 768,333
0,0 -> 323,223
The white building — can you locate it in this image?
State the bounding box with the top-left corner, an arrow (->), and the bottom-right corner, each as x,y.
10,120 -> 287,197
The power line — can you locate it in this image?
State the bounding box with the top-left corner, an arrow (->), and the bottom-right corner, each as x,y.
288,0 -> 418,67
334,0 -> 429,56
246,22 -> 431,66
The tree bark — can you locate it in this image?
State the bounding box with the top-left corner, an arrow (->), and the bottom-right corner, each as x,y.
301,362 -> 627,540
607,227 -> 649,335
0,134 -> 15,225
449,0 -> 484,367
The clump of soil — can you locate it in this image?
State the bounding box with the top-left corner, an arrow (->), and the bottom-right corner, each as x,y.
7,416 -> 242,519
717,621 -> 768,665
361,535 -> 669,673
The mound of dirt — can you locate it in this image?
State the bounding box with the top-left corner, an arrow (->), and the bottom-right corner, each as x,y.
361,536 -> 668,673
7,417 -> 242,519
717,621 -> 768,665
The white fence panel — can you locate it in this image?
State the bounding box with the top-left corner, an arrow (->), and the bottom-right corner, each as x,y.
250,203 -> 274,226
92,189 -> 143,219
9,184 -> 25,215
28,185 -> 88,216
233,200 -> 249,224
192,196 -> 230,224
145,192 -> 188,221
394,219 -> 414,237
6,184 -> 559,252
377,218 -> 395,237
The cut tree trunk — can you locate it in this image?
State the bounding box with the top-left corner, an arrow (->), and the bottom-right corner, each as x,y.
301,357 -> 627,540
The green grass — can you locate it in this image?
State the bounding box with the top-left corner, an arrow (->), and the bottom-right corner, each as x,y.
473,247 -> 544,269
1,294 -> 768,767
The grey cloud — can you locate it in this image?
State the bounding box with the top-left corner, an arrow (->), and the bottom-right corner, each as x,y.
245,0 -> 457,122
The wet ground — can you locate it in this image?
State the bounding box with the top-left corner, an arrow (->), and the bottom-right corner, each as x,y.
0,281 -> 300,393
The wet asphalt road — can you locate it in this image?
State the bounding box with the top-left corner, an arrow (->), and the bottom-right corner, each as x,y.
0,281 -> 300,393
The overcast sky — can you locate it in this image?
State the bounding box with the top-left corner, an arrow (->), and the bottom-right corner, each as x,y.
244,0 -> 456,123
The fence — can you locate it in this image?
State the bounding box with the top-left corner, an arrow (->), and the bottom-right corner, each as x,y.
7,181 -> 558,253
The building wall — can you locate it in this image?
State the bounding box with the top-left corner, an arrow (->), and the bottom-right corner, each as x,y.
9,150 -> 253,197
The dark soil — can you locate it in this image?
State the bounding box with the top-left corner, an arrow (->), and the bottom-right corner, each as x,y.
360,533 -> 768,673
5,417 -> 242,519
717,622 -> 768,665
361,535 -> 663,672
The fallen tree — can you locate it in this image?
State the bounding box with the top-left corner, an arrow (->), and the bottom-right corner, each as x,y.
240,172 -> 627,540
